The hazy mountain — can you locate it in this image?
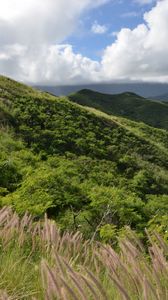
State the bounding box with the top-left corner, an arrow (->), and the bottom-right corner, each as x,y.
35,82 -> 168,98
151,93 -> 168,101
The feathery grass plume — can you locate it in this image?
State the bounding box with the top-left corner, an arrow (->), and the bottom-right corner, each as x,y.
85,269 -> 108,300
61,257 -> 88,300
80,274 -> 100,300
68,273 -> 88,300
108,274 -> 131,300
0,207 -> 168,299
59,277 -> 79,300
41,259 -> 63,299
0,290 -> 11,300
153,231 -> 168,254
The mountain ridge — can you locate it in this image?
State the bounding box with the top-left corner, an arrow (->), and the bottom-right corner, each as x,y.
151,92 -> 168,101
69,88 -> 168,130
35,82 -> 168,97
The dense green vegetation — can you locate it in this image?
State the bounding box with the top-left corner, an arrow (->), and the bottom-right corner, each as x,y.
0,75 -> 168,242
69,89 -> 168,130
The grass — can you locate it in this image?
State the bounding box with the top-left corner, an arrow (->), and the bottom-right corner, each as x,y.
0,206 -> 168,300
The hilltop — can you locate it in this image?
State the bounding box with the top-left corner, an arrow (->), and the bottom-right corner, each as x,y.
69,89 -> 168,130
0,75 -> 168,239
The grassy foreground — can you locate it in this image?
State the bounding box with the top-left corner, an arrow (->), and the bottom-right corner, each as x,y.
0,207 -> 168,300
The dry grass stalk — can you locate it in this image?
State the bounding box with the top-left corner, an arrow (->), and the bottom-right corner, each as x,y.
0,207 -> 168,300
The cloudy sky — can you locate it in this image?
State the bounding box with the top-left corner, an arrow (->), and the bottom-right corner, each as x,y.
0,0 -> 168,85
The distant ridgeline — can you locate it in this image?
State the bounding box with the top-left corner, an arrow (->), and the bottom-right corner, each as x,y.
0,75 -> 168,241
69,89 -> 168,130
151,93 -> 168,102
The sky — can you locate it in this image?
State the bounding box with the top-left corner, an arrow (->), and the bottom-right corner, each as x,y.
0,0 -> 168,85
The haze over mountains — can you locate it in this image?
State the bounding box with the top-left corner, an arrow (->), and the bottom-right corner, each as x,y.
152,93 -> 168,101
36,82 -> 168,99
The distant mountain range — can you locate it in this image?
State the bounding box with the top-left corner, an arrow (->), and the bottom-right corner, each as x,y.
151,93 -> 168,102
69,89 -> 168,130
35,82 -> 168,98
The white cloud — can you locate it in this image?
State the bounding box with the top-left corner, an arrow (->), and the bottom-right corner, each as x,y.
0,0 -> 168,84
0,0 -> 109,83
101,0 -> 168,82
91,21 -> 108,34
0,0 -> 110,45
1,44 -> 100,85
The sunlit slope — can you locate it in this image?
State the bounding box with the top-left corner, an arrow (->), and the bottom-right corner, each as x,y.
1,75 -> 168,237
0,75 -> 168,166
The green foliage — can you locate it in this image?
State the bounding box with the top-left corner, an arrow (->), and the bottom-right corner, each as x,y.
0,159 -> 22,192
0,130 -> 40,195
1,75 -> 168,239
147,215 -> 168,240
99,224 -> 117,243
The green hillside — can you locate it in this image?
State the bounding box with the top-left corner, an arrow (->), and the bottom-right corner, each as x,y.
69,89 -> 168,130
0,75 -> 168,240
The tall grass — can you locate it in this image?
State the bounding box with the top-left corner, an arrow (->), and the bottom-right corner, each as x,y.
0,207 -> 168,299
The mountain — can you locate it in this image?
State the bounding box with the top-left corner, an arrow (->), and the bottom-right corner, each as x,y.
151,93 -> 168,102
1,75 -> 168,240
69,89 -> 168,130
36,82 -> 168,97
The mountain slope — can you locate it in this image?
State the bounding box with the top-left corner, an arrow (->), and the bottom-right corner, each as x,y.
69,89 -> 168,130
151,93 -> 168,102
1,75 -> 168,238
1,76 -> 168,167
